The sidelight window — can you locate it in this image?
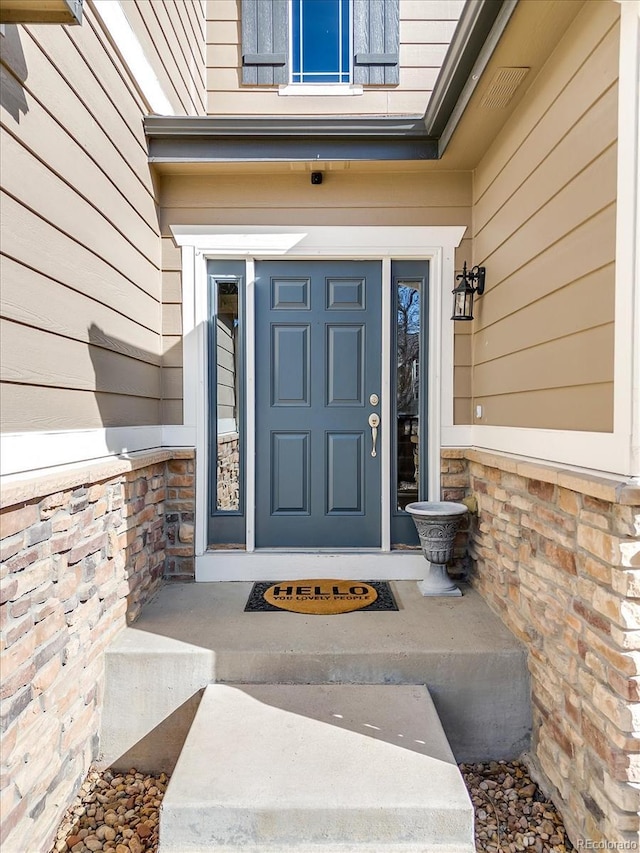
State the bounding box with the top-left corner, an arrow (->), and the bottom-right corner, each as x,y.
208,263 -> 246,548
391,260 -> 429,545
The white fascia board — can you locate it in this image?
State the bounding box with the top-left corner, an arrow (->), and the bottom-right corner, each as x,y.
91,0 -> 176,116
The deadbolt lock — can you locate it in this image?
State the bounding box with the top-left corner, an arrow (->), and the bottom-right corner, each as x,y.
369,393 -> 379,406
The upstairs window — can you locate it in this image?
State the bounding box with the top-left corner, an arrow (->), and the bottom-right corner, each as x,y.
242,0 -> 399,87
291,0 -> 351,84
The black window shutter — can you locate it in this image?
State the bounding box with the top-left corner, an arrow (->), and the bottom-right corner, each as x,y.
353,0 -> 400,85
241,0 -> 289,85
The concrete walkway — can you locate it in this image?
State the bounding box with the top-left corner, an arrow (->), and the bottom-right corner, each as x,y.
100,581 -> 531,771
159,683 -> 476,853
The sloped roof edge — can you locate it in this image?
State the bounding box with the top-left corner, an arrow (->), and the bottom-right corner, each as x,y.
144,0 -> 517,163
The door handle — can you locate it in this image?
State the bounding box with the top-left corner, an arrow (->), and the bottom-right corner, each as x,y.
368,413 -> 380,457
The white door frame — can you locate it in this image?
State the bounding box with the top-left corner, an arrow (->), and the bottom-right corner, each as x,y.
171,225 -> 466,581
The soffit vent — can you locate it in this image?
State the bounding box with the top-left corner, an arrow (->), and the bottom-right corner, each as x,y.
480,67 -> 530,109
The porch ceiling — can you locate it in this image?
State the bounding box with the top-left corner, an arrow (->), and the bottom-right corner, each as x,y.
145,0 -> 586,174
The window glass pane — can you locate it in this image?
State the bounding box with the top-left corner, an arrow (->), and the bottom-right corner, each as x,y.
216,281 -> 240,511
396,280 -> 421,510
292,0 -> 351,83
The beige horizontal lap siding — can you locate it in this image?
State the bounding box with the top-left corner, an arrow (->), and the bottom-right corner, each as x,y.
206,0 -> 463,115
471,0 -> 619,433
0,6 -> 164,433
124,0 -> 206,116
159,167 -> 473,424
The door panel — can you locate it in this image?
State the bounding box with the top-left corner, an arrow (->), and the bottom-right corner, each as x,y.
326,433 -> 364,514
326,325 -> 364,406
271,432 -> 310,514
272,325 -> 310,406
256,260 -> 381,548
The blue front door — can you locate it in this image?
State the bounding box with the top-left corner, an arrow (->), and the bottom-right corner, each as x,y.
255,261 -> 382,548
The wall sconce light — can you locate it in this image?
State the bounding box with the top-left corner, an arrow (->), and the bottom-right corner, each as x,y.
451,262 -> 486,321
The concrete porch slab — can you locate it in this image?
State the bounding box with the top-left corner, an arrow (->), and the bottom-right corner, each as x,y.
100,581 -> 531,769
159,683 -> 475,853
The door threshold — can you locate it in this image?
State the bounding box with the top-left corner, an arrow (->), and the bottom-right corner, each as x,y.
196,550 -> 427,582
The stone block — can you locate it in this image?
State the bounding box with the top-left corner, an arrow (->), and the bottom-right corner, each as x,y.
610,625 -> 640,651
592,588 -> 640,631
574,600 -> 612,636
607,669 -> 640,703
440,448 -> 466,459
12,559 -> 52,601
67,532 -> 108,566
612,569 -> 640,598
618,483 -> 640,506
557,471 -> 619,503
3,615 -> 35,649
0,685 -> 33,732
0,661 -> 36,703
178,524 -> 194,544
4,547 -> 39,576
25,522 -> 52,548
0,534 -> 24,564
576,553 -> 612,585
592,681 -> 640,732
0,579 -> 18,607
0,505 -> 39,541
577,525 -> 625,565
543,541 -> 577,574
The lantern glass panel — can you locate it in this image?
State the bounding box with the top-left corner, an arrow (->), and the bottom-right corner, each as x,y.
452,287 -> 474,320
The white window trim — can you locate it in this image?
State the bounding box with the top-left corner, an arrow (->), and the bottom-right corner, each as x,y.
278,84 -> 363,96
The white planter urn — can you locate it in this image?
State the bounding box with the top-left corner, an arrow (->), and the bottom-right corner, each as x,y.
405,501 -> 469,597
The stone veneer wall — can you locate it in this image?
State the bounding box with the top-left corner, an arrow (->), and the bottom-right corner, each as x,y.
442,449 -> 640,846
164,456 -> 197,578
0,449 -> 196,853
215,433 -> 240,512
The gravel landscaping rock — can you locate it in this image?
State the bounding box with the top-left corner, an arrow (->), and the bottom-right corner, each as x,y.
51,759 -> 574,853
461,759 -> 575,852
50,769 -> 166,853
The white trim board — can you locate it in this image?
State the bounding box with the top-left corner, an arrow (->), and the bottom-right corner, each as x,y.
0,426 -> 199,480
170,225 -> 467,256
614,0 -> 640,477
195,552 -> 428,583
3,423 -> 629,484
1,427 -> 164,479
469,426 -> 631,477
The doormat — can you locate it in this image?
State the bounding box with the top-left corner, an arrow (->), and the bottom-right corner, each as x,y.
244,579 -> 398,615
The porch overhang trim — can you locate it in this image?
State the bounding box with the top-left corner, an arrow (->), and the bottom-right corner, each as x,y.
144,0 -> 517,164
145,116 -> 439,163
423,0 -> 518,148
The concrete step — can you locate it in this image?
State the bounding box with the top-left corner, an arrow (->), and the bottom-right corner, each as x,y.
158,684 -> 475,853
100,582 -> 531,771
